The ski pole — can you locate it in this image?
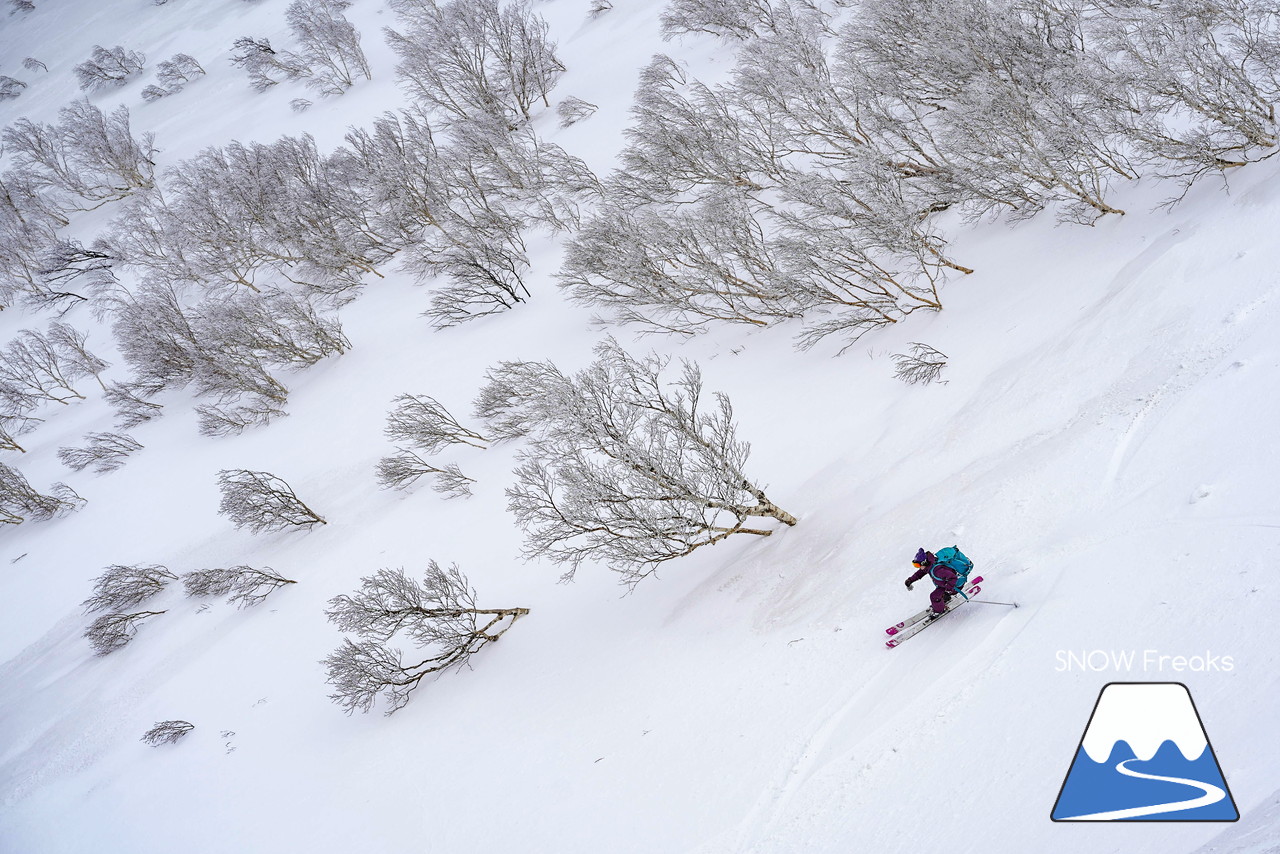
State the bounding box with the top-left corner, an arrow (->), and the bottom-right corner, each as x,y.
970,598 -> 1018,608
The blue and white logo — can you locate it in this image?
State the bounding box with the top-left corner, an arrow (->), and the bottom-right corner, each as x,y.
1051,682 -> 1238,822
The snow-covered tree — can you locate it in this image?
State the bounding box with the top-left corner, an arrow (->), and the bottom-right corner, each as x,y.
0,326 -> 101,408
193,290 -> 351,370
81,563 -> 176,613
182,565 -> 297,608
156,53 -> 205,89
556,96 -> 597,127
384,393 -> 489,455
375,451 -> 475,497
285,0 -> 371,95
385,0 -> 565,125
217,469 -> 326,532
660,0 -> 776,40
0,76 -> 26,101
836,0 -> 1133,223
85,610 -> 165,655
73,45 -> 146,92
375,394 -> 485,496
2,101 -> 156,205
105,381 -> 165,428
0,419 -> 26,453
481,338 -> 797,586
1085,0 -> 1280,193
323,562 -> 529,714
22,58 -> 47,73
58,432 -> 142,473
230,36 -> 310,92
109,279 -> 202,391
0,463 -> 82,524
33,239 -> 118,312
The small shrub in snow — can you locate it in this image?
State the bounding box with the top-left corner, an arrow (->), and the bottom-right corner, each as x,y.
105,382 -> 165,429
588,0 -> 612,17
22,58 -> 47,73
0,464 -> 82,524
891,343 -> 948,385
141,721 -> 194,746
74,45 -> 146,92
81,563 -> 176,613
323,562 -> 528,714
290,98 -> 312,112
9,0 -> 35,13
58,432 -> 143,474
156,54 -> 204,89
375,451 -> 475,497
182,565 -> 297,608
85,610 -> 165,655
556,96 -> 597,127
217,469 -> 326,532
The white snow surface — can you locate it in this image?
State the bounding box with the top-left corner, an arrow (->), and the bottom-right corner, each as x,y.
1,2 -> 1278,853
1080,683 -> 1208,763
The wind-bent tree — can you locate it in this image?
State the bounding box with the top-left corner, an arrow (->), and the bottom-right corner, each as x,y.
660,0 -> 776,40
383,394 -> 488,454
0,463 -> 82,524
105,381 -> 165,429
385,0 -> 565,126
0,76 -> 25,101
286,0 -> 372,95
230,37 -> 310,92
85,610 -> 165,655
58,432 -> 143,474
323,562 -> 529,714
182,565 -> 297,608
73,45 -> 146,92
217,469 -> 326,532
375,451 -> 475,497
479,338 -> 797,587
141,721 -> 194,746
2,100 -> 156,206
81,563 -> 176,613
376,393 -> 485,496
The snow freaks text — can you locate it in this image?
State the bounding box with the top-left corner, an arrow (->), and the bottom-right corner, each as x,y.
1054,650 -> 1235,673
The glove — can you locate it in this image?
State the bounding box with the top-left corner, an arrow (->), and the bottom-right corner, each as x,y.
905,580 -> 914,591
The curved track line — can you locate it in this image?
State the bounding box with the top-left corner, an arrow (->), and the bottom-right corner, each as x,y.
1062,758 -> 1225,820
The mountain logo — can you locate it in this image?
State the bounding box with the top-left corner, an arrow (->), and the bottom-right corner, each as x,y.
1051,682 -> 1239,822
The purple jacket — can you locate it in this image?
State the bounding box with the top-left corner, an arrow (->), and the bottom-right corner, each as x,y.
907,551 -> 958,592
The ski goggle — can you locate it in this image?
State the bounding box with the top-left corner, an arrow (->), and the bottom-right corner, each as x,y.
912,561 -> 922,568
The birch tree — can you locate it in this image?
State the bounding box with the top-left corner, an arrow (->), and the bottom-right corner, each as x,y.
482,338 -> 796,587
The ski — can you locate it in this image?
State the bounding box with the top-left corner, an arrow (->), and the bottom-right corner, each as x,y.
885,576 -> 983,636
885,580 -> 982,649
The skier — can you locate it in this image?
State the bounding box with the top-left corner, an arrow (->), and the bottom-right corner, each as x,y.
905,547 -> 958,617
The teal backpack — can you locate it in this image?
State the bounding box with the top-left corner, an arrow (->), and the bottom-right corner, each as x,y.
931,546 -> 974,597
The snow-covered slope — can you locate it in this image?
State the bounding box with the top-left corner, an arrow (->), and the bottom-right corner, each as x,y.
2,2 -> 1278,853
